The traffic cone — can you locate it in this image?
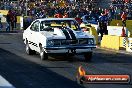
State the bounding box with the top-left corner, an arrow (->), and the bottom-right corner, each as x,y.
121,26 -> 126,37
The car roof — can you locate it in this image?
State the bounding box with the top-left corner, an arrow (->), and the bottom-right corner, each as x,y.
37,18 -> 75,21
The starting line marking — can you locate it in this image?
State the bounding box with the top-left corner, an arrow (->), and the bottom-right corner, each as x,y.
0,75 -> 15,88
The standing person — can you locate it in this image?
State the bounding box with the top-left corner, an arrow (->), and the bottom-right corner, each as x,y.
75,14 -> 82,24
11,14 -> 15,31
13,11 -> 17,29
98,12 -> 108,40
54,12 -> 63,18
7,10 -> 14,31
0,16 -> 3,30
6,12 -> 11,31
121,11 -> 127,27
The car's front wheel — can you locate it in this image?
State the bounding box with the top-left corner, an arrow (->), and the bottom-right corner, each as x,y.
26,43 -> 30,55
84,52 -> 92,61
39,45 -> 48,60
26,42 -> 36,55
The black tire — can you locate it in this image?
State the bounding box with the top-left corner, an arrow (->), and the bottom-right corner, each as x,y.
26,40 -> 36,55
84,52 -> 92,61
40,45 -> 48,60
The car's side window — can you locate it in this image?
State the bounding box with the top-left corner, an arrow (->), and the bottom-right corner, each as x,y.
31,21 -> 40,32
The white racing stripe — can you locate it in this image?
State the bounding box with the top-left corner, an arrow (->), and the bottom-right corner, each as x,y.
0,75 -> 15,88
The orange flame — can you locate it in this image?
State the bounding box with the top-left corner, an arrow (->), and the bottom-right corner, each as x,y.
78,66 -> 86,76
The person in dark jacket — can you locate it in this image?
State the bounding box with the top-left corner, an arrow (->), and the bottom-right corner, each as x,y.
98,12 -> 108,40
6,12 -> 11,31
13,12 -> 17,29
0,17 -> 3,30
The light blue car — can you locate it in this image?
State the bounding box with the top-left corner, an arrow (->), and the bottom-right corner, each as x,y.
81,15 -> 98,24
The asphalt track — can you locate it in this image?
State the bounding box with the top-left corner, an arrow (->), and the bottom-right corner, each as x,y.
0,32 -> 132,88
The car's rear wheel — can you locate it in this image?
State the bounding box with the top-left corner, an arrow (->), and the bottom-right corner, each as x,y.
40,45 -> 48,60
84,52 -> 92,61
26,40 -> 36,55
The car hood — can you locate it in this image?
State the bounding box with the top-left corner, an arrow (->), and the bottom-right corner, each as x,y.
40,28 -> 94,40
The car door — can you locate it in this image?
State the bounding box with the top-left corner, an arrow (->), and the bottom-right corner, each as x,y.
29,21 -> 40,51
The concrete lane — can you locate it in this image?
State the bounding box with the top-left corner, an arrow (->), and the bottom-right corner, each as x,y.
0,33 -> 132,88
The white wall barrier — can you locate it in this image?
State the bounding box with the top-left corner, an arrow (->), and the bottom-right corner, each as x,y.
107,26 -> 128,37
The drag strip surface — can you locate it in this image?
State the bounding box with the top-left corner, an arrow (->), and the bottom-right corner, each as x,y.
0,33 -> 132,88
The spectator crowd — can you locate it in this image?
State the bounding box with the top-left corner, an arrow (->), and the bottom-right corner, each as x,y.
111,0 -> 132,20
0,0 -> 132,31
0,0 -> 132,20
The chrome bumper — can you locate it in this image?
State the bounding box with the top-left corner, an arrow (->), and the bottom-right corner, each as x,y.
44,45 -> 96,54
44,45 -> 96,50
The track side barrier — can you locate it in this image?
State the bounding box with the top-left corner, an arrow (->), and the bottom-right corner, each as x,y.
19,16 -> 33,30
17,16 -> 22,23
91,24 -> 129,45
80,23 -> 99,44
124,38 -> 132,52
89,26 -> 98,44
0,10 -> 8,15
90,20 -> 132,51
91,24 -> 98,31
101,35 -> 126,50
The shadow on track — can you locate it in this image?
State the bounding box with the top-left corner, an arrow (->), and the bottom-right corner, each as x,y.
0,48 -> 85,88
